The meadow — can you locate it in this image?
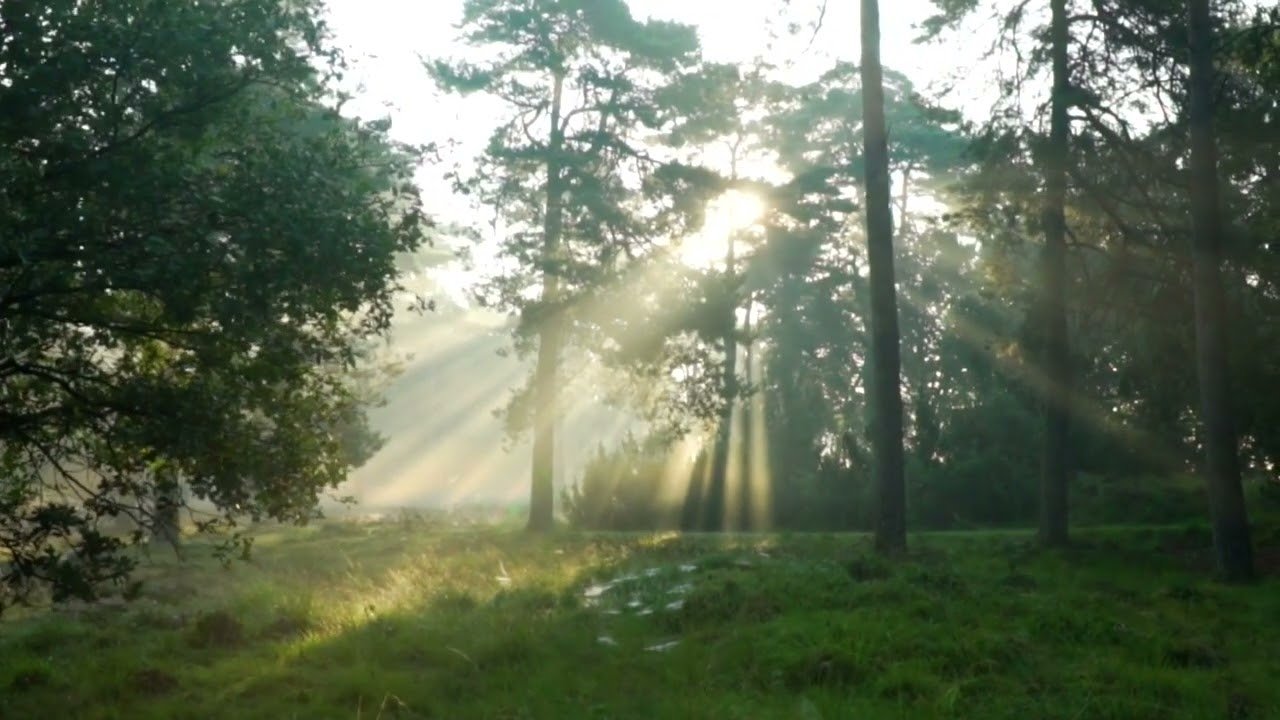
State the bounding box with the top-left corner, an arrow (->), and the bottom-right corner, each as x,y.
2,517 -> 1278,719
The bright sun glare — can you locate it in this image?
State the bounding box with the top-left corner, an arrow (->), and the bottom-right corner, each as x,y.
678,190 -> 765,269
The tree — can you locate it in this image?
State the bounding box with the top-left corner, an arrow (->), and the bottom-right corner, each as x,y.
921,0 -> 1102,547
429,0 -> 700,531
704,198 -> 742,531
859,0 -> 908,553
0,0 -> 427,608
750,61 -> 968,531
150,463 -> 182,549
1185,0 -> 1254,580
1039,0 -> 1073,546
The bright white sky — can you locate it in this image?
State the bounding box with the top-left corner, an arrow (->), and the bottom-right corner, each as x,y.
322,0 -> 993,211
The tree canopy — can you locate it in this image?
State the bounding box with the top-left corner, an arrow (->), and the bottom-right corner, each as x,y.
3,0 -> 1278,607
1,0 -> 427,606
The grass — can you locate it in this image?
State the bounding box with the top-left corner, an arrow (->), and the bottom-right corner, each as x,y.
2,518 -> 1278,719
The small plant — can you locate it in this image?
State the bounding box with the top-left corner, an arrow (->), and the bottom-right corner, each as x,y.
1164,641 -> 1227,670
127,668 -> 179,696
7,660 -> 53,693
845,554 -> 892,582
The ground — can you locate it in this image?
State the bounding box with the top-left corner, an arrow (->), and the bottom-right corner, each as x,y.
2,518 -> 1278,719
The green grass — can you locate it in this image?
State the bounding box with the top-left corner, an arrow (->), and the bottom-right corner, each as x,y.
2,519 -> 1278,719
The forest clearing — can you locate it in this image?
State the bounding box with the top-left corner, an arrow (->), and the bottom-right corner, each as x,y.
2,0 -> 1278,716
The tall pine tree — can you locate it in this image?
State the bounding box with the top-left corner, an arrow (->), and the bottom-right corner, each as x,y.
430,0 -> 701,530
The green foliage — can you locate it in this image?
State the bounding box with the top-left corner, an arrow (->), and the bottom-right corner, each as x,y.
430,0 -> 1280,546
430,0 -> 1279,549
1072,474 -> 1209,527
560,427 -> 1223,531
0,0 -> 427,608
561,434 -> 683,530
429,0 -> 715,454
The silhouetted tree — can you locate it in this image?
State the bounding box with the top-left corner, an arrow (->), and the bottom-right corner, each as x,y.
430,0 -> 701,532
0,0 -> 426,607
1185,0 -> 1254,580
859,0 -> 907,553
1038,0 -> 1073,547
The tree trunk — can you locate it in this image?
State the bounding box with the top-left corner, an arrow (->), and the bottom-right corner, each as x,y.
152,466 -> 181,549
528,71 -> 566,533
705,229 -> 738,531
859,0 -> 907,555
1038,0 -> 1072,547
1186,0 -> 1254,581
740,298 -> 756,531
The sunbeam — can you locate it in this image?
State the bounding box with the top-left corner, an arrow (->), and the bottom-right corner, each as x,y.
677,189 -> 765,269
745,344 -> 773,531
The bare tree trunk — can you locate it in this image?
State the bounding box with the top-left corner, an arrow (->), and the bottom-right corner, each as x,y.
1038,0 -> 1072,548
859,0 -> 907,555
152,466 -> 181,549
739,298 -> 756,531
528,71 -> 566,533
705,226 -> 738,532
1186,0 -> 1254,581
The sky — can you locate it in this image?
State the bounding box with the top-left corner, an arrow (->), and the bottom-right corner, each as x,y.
320,0 -> 997,508
321,0 -> 991,199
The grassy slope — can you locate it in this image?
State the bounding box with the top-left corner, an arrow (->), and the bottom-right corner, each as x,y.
1,521 -> 1278,720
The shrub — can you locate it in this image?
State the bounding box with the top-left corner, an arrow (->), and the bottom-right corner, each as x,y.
562,433 -> 683,530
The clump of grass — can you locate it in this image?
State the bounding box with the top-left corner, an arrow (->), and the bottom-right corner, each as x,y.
431,589 -> 479,613
1163,640 -> 1227,670
845,553 -> 892,582
127,668 -> 179,696
7,658 -> 54,692
189,609 -> 245,648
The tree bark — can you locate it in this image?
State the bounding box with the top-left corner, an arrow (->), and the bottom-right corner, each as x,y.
739,298 -> 756,531
1038,0 -> 1072,547
859,0 -> 907,555
1186,0 -> 1254,581
528,71 -> 566,533
152,466 -> 181,549
704,226 -> 738,531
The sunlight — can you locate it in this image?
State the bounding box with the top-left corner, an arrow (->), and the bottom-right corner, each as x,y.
677,189 -> 765,269
655,433 -> 706,513
744,352 -> 772,531
894,279 -> 1177,470
723,403 -> 747,530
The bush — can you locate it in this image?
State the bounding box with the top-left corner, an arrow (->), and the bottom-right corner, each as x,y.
561,434 -> 682,530
1072,473 -> 1207,526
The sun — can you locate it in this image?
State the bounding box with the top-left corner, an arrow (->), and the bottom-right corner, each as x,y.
677,189 -> 766,269
713,189 -> 765,230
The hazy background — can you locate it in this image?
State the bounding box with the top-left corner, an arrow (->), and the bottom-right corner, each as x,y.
324,0 -> 976,509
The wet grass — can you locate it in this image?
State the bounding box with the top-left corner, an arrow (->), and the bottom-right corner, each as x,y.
1,519 -> 1278,719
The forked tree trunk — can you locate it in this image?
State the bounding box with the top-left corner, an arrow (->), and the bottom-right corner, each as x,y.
1186,0 -> 1254,581
859,0 -> 907,554
1039,0 -> 1072,547
528,71 -> 566,533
